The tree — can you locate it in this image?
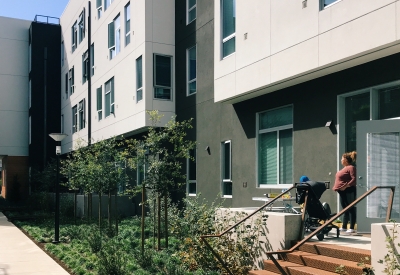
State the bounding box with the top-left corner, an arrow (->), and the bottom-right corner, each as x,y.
61,137 -> 127,232
125,110 -> 196,253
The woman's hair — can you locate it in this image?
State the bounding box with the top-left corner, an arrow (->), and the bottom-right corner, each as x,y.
343,151 -> 357,165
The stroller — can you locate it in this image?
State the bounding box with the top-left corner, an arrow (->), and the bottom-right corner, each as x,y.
296,181 -> 339,241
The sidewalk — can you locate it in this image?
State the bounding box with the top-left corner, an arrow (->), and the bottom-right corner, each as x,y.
0,212 -> 69,275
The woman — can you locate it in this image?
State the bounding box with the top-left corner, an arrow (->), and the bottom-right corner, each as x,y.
333,151 -> 357,233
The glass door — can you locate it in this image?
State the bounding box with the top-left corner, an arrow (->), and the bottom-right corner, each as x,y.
356,120 -> 400,232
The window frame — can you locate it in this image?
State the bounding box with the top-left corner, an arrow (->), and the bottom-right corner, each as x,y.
136,55 -> 143,102
221,0 -> 236,59
72,21 -> 77,52
65,73 -> 68,98
153,54 -> 172,100
72,105 -> 78,133
90,43 -> 95,76
187,45 -> 197,96
78,10 -> 85,44
96,0 -> 103,18
69,67 -> 75,95
61,41 -> 64,67
187,148 -> 197,196
257,105 -> 293,188
97,86 -> 103,121
78,99 -> 85,130
108,14 -> 120,60
187,0 -> 196,24
221,140 -> 232,197
82,50 -> 89,84
125,2 -> 131,46
320,0 -> 341,10
104,77 -> 115,118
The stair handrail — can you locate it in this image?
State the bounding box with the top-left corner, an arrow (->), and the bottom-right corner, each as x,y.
266,185 -> 395,275
200,186 -> 297,275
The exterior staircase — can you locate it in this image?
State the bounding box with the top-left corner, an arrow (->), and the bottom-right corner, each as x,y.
249,241 -> 371,275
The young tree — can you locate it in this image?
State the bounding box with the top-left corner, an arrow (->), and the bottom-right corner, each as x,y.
125,110 -> 196,252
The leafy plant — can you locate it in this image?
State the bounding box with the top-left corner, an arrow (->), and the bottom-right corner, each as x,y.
97,239 -> 127,275
378,219 -> 400,275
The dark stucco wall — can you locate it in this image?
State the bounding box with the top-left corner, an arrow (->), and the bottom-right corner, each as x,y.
175,0 -> 400,210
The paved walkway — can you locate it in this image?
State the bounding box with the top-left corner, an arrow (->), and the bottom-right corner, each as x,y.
0,212 -> 69,275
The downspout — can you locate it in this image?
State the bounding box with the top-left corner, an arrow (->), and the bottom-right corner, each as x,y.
87,1 -> 92,145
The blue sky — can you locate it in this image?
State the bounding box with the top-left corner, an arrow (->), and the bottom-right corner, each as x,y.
0,0 -> 70,21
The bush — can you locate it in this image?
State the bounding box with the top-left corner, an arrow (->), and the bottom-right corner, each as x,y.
87,229 -> 102,253
97,239 -> 127,275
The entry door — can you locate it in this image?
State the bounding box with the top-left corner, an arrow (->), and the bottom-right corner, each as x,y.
356,119 -> 400,233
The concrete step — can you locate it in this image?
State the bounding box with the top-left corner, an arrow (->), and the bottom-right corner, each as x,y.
286,250 -> 370,275
297,242 -> 371,264
263,259 -> 338,275
248,270 -> 280,275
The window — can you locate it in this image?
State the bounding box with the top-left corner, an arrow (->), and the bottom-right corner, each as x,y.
82,50 -> 89,84
29,42 -> 31,72
221,140 -> 232,196
78,10 -> 85,43
136,56 -> 143,102
378,86 -> 400,120
258,106 -> 293,185
96,0 -> 103,18
69,67 -> 75,95
154,54 -> 172,100
65,73 -> 68,98
105,77 -> 114,117
61,114 -> 64,134
187,148 -> 196,195
187,45 -> 196,95
90,43 -> 95,76
321,0 -> 339,9
78,99 -> 85,130
108,14 -> 120,60
72,21 -> 77,52
221,0 -> 236,58
187,0 -> 196,24
97,86 -> 103,121
104,0 -> 114,11
125,2 -> 131,46
61,41 -> 64,67
72,105 -> 78,133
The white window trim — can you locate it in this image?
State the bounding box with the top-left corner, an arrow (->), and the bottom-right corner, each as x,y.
186,0 -> 196,25
78,99 -> 85,130
105,78 -> 114,117
256,105 -> 294,189
136,55 -> 143,102
221,140 -> 232,198
187,45 -> 197,96
221,0 -> 236,59
320,0 -> 342,10
125,2 -> 131,46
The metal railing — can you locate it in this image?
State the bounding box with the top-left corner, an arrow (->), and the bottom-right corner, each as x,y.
200,185 -> 395,275
266,185 -> 395,275
34,15 -> 60,25
200,186 -> 297,275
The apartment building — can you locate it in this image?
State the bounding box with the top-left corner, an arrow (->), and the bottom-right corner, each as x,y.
1,0 -> 400,232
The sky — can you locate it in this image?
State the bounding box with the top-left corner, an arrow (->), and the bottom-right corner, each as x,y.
0,0 -> 71,21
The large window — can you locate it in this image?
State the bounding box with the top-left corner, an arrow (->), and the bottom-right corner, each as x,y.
96,0 -> 103,18
108,14 -> 120,60
105,77 -> 115,117
340,81 -> 400,153
258,106 -> 293,185
61,41 -> 64,67
104,0 -> 114,11
221,140 -> 232,196
154,54 -> 172,100
78,99 -> 85,130
125,2 -> 131,46
97,86 -> 103,121
65,73 -> 68,98
187,45 -> 196,96
90,43 -> 95,76
136,56 -> 143,102
187,148 -> 196,195
72,21 -> 77,52
187,0 -> 196,24
78,10 -> 85,43
221,0 -> 235,58
72,105 -> 78,133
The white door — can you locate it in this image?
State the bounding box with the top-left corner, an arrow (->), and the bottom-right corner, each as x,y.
356,119 -> 400,233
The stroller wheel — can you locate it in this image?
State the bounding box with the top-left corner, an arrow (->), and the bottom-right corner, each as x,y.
317,233 -> 324,241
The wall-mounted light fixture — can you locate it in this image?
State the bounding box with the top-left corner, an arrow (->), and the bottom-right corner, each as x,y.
205,146 -> 210,155
325,120 -> 333,127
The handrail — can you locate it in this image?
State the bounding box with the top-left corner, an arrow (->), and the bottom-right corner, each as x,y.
266,185 -> 395,275
200,186 -> 297,275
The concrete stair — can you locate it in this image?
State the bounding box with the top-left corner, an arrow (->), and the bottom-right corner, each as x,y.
249,242 -> 371,275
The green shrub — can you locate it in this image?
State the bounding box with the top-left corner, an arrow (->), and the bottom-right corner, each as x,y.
87,230 -> 102,253
97,239 -> 127,275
